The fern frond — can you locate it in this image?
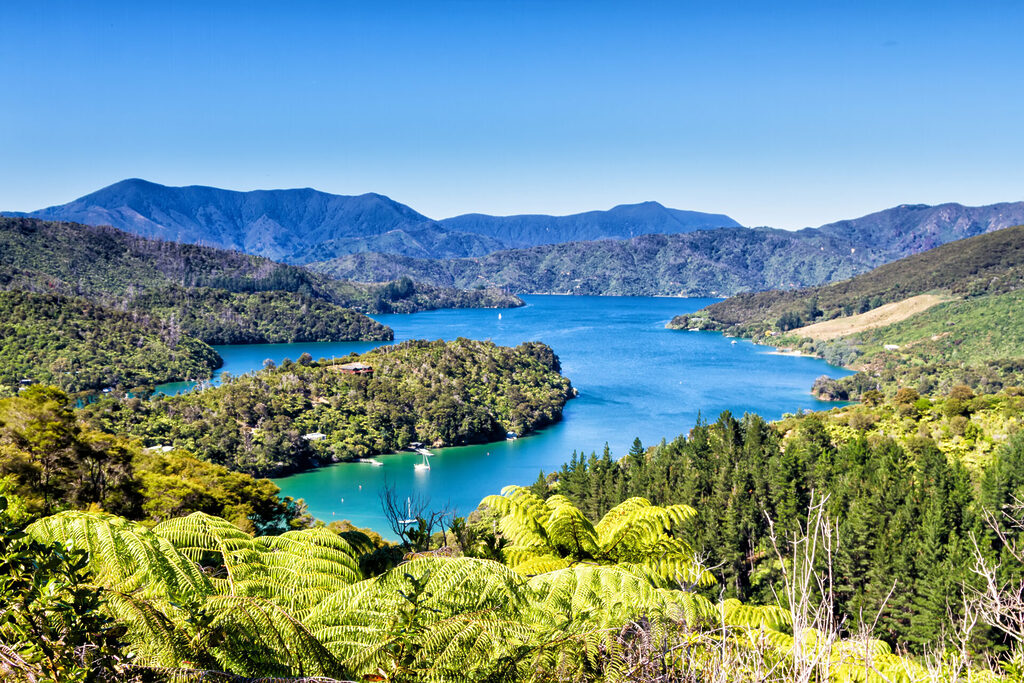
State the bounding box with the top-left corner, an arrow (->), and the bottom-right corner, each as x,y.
721,597 -> 793,631
27,511 -> 211,600
153,512 -> 267,594
197,595 -> 347,679
544,495 -> 600,560
254,528 -> 364,613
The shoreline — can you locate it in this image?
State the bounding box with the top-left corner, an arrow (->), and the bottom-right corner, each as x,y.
761,347 -> 818,359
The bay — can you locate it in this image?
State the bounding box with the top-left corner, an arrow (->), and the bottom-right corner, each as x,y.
230,295 -> 848,535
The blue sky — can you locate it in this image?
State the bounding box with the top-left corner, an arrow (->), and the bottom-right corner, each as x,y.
1,1 -> 1022,228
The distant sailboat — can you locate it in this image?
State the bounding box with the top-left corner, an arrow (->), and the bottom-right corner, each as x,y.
498,312 -> 502,320
398,497 -> 417,525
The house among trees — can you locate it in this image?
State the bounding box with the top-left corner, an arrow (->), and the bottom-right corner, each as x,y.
338,361 -> 373,375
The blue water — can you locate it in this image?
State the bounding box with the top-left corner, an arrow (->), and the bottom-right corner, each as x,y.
158,296 -> 851,535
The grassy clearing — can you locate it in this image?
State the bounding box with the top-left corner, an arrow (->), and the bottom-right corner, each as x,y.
792,293 -> 950,340
858,290 -> 1024,365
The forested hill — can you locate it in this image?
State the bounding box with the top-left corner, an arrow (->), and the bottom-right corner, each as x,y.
675,225 -> 1024,330
311,227 -> 888,296
10,178 -> 741,261
0,216 -> 520,324
0,290 -> 221,394
813,200 -> 1024,261
82,338 -> 577,476
670,226 -> 1024,397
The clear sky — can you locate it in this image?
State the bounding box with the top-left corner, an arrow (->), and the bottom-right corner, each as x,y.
1,1 -> 1022,228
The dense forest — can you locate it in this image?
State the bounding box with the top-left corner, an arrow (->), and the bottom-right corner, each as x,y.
0,386 -> 307,533
127,285 -> 392,345
0,216 -> 518,346
529,386 -> 1024,652
309,226 -> 883,296
80,339 -> 576,476
0,291 -> 221,394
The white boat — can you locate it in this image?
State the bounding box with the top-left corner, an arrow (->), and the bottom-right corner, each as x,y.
413,452 -> 430,471
498,312 -> 502,319
398,498 -> 417,525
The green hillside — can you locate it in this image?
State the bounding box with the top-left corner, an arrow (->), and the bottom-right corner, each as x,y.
0,216 -> 521,323
309,226 -> 884,296
669,226 -> 1024,396
126,286 -> 392,345
671,225 -> 1024,332
0,291 -> 220,395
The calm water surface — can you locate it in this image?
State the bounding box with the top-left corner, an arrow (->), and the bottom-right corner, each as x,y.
162,296 -> 851,535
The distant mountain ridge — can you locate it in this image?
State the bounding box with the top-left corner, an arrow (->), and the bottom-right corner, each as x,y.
17,179 -> 432,263
438,201 -> 741,246
9,180 -> 1024,298
813,201 -> 1024,262
9,179 -> 742,262
311,202 -> 1024,296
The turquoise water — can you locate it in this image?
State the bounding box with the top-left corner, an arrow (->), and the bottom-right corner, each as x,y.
158,296 -> 851,534
263,296 -> 850,534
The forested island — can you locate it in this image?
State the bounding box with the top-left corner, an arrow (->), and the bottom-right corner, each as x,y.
79,338 -> 576,476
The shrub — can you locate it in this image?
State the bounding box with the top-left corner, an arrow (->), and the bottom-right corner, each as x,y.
894,387 -> 921,405
949,384 -> 976,401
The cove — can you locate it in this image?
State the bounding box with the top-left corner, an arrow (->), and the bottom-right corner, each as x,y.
188,295 -> 846,535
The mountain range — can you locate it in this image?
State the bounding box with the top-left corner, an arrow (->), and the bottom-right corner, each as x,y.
8,179 -> 741,262
312,202 -> 1024,296
7,179 -> 1024,297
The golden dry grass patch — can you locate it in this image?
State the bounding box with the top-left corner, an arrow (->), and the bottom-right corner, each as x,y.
791,294 -> 952,341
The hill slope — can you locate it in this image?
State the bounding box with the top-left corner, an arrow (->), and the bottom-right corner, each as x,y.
11,179 -> 741,261
0,290 -> 221,394
673,225 -> 1024,330
19,178 -> 431,263
0,216 -> 520,319
669,226 -> 1024,396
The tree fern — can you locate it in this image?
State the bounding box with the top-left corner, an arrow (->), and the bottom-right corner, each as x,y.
482,486 -> 713,587
27,510 -> 211,601
153,512 -> 269,594
305,557 -> 531,681
19,507 -> 996,682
